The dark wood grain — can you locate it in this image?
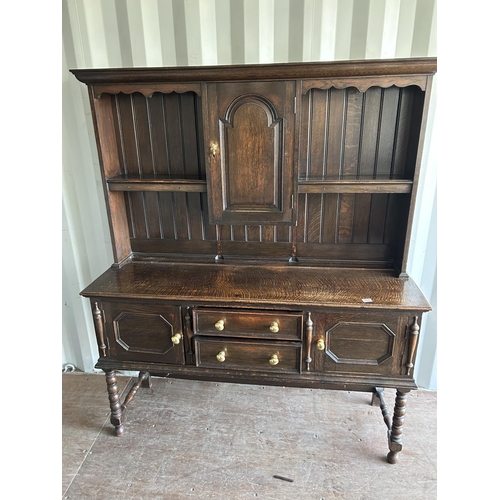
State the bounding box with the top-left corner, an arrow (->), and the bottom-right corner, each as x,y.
71,57 -> 436,85
73,59 -> 435,459
193,308 -> 302,341
100,301 -> 185,364
205,81 -> 296,225
81,262 -> 431,311
195,337 -> 301,373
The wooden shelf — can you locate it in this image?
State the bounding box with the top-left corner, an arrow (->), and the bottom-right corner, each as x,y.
298,179 -> 413,194
107,176 -> 412,194
107,174 -> 207,192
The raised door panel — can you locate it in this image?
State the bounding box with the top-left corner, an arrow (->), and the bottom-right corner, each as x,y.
205,81 -> 296,225
313,310 -> 414,376
101,301 -> 185,364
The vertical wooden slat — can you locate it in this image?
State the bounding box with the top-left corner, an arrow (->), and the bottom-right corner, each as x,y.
219,224 -> 232,241
135,95 -> 162,238
384,193 -> 403,245
164,93 -> 185,175
325,88 -> 346,179
337,88 -> 362,243
337,193 -> 355,243
322,193 -> 339,244
343,88 -> 363,177
179,93 -> 200,177
246,226 -> 261,242
186,192 -> 203,240
229,225 -> 245,242
201,193 -> 216,240
296,193 -> 307,243
261,225 -> 276,243
195,95 -> 206,179
149,93 -> 170,175
158,192 -> 175,240
271,226 -> 290,243
358,88 -> 382,177
376,87 -> 400,177
393,88 -> 414,178
298,92 -> 312,178
352,193 -> 371,243
309,90 -> 329,177
114,94 -> 136,174
306,194 -> 322,243
368,193 -> 389,244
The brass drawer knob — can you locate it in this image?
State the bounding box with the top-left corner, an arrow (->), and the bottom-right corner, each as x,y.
316,338 -> 325,351
171,333 -> 182,345
269,354 -> 279,366
215,320 -> 225,331
269,322 -> 279,333
216,351 -> 226,362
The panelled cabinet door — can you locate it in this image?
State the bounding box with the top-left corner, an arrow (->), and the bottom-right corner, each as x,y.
204,81 -> 297,225
101,301 -> 185,364
313,311 -> 416,377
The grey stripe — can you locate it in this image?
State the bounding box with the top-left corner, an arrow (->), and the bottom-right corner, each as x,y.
412,0 -> 435,56
230,0 -> 245,64
288,0 -> 305,62
172,0 -> 188,65
350,0 -> 370,59
115,0 -> 134,66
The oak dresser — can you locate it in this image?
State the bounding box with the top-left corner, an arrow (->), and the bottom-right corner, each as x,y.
71,57 -> 436,463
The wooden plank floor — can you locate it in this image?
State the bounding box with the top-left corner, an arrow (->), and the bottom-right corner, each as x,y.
62,373 -> 437,499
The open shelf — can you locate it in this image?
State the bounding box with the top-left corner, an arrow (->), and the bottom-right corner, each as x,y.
298,179 -> 413,194
107,174 -> 207,192
107,174 -> 412,194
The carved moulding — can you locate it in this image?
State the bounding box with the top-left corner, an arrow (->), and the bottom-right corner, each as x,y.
301,74 -> 428,93
92,82 -> 202,98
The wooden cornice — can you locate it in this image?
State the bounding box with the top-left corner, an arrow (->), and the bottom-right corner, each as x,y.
70,57 -> 437,86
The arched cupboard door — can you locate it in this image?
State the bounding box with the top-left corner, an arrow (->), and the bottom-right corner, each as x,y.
203,81 -> 297,225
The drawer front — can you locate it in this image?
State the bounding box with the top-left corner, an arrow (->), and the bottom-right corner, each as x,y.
100,301 -> 185,364
193,308 -> 302,341
195,338 -> 301,373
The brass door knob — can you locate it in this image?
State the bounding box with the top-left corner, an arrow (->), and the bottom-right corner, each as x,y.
210,141 -> 219,158
216,351 -> 226,362
316,339 -> 325,351
215,320 -> 225,331
269,322 -> 279,333
171,333 -> 182,345
269,354 -> 279,366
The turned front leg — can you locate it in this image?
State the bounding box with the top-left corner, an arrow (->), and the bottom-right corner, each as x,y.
105,370 -> 124,436
387,389 -> 410,464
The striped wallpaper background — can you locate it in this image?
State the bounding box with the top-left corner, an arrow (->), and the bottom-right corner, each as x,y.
62,0 -> 437,389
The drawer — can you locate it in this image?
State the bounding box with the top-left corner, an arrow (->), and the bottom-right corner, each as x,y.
194,338 -> 301,373
193,308 -> 302,341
